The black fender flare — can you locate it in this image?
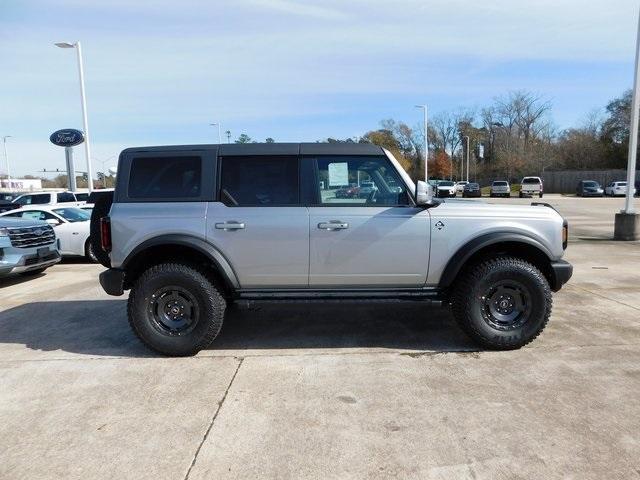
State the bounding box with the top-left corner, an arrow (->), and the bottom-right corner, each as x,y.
438,232 -> 554,288
122,234 -> 240,290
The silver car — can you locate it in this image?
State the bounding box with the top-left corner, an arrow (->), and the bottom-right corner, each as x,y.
490,181 -> 510,198
96,143 -> 572,356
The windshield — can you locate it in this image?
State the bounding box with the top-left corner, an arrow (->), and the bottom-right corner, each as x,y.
493,181 -> 508,186
52,207 -> 90,222
522,178 -> 541,184
583,181 -> 599,187
439,181 -> 454,187
467,183 -> 479,188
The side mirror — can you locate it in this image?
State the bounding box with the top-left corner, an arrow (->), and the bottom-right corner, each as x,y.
46,218 -> 61,226
415,180 -> 432,205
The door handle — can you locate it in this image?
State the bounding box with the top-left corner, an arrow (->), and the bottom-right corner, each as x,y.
317,221 -> 349,230
215,221 -> 245,230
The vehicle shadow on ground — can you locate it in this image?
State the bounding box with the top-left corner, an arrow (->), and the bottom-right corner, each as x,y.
0,300 -> 475,357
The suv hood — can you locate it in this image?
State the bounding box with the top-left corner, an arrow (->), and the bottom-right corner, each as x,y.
0,217 -> 48,228
436,199 -> 563,219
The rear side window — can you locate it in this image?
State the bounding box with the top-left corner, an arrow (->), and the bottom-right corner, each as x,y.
57,192 -> 76,203
219,156 -> 299,206
129,156 -> 202,199
75,193 -> 89,201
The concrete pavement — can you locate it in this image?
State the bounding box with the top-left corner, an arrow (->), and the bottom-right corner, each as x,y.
1,196 -> 639,479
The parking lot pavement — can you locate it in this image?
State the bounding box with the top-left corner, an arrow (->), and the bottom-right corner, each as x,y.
1,197 -> 639,479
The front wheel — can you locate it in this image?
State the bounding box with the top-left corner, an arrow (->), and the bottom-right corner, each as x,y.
128,263 -> 226,356
451,257 -> 552,350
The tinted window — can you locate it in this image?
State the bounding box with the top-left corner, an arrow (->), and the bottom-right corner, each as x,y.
52,208 -> 90,222
57,192 -> 76,203
522,178 -> 541,184
74,193 -> 89,201
220,156 -> 299,206
314,156 -> 409,206
493,181 -> 508,186
14,193 -> 51,205
129,156 -> 202,199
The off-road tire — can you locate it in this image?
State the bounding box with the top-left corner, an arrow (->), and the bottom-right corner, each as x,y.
451,257 -> 552,350
128,262 -> 226,356
90,194 -> 113,268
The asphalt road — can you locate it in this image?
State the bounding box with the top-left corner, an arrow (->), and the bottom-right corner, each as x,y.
1,195 -> 639,479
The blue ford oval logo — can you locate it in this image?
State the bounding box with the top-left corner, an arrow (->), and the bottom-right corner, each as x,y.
49,129 -> 85,147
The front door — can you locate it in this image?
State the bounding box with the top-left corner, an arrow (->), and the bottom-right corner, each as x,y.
207,154 -> 309,288
308,154 -> 430,287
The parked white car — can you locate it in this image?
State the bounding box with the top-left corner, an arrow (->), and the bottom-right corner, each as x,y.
436,180 -> 457,197
0,205 -> 96,261
605,181 -> 635,197
490,180 -> 510,198
12,191 -> 85,206
520,177 -> 543,198
455,181 -> 469,193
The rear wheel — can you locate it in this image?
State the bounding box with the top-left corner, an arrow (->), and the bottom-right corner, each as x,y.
451,257 -> 552,350
128,263 -> 226,356
85,240 -> 98,263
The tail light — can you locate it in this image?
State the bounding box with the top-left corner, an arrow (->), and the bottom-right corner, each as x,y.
100,217 -> 112,253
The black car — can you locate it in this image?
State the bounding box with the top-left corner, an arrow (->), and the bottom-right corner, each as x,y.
576,180 -> 604,197
462,182 -> 481,198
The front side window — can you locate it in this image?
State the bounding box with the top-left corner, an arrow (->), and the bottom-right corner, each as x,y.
313,156 -> 409,206
219,156 -> 299,206
56,192 -> 76,203
129,156 -> 202,199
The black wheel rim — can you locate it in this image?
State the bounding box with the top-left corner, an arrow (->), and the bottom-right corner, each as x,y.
147,286 -> 199,336
481,280 -> 532,330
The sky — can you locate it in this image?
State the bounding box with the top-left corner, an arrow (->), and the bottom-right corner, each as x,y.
0,0 -> 638,177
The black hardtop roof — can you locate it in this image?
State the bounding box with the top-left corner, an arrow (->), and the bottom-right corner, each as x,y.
121,142 -> 385,157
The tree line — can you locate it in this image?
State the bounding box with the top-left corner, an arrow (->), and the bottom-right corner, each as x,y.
324,89 -> 635,183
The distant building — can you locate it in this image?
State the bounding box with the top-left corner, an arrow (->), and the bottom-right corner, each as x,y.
0,178 -> 42,191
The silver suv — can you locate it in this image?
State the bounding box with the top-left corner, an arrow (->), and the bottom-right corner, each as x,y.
95,143 -> 572,356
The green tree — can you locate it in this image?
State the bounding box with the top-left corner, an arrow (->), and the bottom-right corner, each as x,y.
235,133 -> 253,144
265,137 -> 275,143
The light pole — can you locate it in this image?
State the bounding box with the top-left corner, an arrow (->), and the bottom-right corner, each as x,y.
463,135 -> 470,182
2,135 -> 12,189
614,6 -> 640,240
225,130 -> 231,143
415,105 -> 428,181
210,123 -> 222,144
55,41 -> 94,192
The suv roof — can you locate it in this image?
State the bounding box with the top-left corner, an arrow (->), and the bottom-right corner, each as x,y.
121,142 -> 385,157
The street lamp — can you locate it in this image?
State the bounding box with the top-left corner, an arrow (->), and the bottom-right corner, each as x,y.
210,123 -> 222,144
225,130 -> 231,143
55,41 -> 94,192
2,135 -> 12,189
415,105 -> 428,181
463,135 -> 470,183
614,7 -> 640,240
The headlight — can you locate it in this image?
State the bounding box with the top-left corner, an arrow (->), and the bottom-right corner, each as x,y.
0,227 -> 9,237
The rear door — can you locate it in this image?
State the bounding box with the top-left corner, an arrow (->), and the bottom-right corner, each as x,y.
206,150 -> 309,288
307,154 -> 430,287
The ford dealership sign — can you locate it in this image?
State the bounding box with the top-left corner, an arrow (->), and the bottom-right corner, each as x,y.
49,129 -> 85,147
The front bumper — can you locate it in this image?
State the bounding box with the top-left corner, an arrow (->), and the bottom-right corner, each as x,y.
0,247 -> 60,276
99,268 -> 125,296
550,260 -> 573,292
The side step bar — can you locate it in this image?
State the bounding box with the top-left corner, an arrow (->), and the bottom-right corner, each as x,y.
236,288 -> 445,305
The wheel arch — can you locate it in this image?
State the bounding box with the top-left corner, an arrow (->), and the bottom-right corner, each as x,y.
121,234 -> 240,294
439,233 -> 555,289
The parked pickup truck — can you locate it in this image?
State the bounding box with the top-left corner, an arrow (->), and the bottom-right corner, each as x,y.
0,217 -> 61,277
93,143 -> 572,356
